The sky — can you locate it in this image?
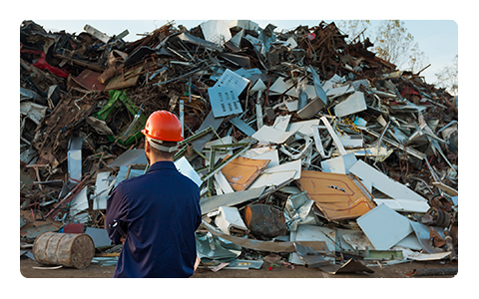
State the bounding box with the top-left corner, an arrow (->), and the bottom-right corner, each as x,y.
31,19 -> 457,85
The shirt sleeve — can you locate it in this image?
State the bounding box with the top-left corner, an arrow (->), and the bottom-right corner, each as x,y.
106,183 -> 129,244
194,188 -> 202,230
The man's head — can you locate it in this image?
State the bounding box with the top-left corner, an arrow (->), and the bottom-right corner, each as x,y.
141,110 -> 183,164
144,138 -> 177,163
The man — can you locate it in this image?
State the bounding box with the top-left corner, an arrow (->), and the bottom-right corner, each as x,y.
106,110 -> 202,278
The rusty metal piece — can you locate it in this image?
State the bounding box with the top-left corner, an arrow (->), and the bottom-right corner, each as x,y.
45,175 -> 90,219
33,232 -> 95,269
429,195 -> 454,212
105,64 -> 144,91
406,267 -> 457,277
71,69 -> 105,91
98,65 -> 118,84
243,204 -> 287,238
429,227 -> 446,248
425,207 -> 451,227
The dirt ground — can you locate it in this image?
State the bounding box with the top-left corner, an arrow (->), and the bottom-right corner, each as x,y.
19,254 -> 458,279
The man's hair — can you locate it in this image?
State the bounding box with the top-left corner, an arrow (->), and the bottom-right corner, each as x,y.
147,139 -> 177,160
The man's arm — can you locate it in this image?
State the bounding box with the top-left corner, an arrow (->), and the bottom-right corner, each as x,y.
106,183 -> 129,244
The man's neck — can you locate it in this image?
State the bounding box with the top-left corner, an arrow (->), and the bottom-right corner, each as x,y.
149,156 -> 174,165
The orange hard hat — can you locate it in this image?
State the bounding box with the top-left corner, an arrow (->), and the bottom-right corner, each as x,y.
141,110 -> 184,142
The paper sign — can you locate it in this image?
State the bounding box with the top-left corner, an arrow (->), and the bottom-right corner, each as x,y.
208,86 -> 243,118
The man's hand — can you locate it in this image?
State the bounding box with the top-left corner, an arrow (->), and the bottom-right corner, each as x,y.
194,256 -> 200,271
120,236 -> 126,244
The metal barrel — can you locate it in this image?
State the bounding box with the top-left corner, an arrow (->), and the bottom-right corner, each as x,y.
33,232 -> 95,269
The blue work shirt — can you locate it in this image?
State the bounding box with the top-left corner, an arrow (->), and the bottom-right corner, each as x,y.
106,161 -> 201,278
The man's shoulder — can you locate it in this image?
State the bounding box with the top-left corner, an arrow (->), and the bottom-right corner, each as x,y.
117,173 -> 148,190
176,172 -> 200,191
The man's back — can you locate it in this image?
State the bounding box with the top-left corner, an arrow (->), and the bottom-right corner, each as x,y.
106,161 -> 201,278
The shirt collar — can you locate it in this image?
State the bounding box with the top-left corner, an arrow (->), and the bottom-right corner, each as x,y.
147,161 -> 177,173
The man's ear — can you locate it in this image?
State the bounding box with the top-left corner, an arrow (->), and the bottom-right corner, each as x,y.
144,140 -> 150,153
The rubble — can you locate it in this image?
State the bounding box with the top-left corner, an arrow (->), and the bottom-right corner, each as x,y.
20,20 -> 458,274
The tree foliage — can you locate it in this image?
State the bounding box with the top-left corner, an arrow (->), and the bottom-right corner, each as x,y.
372,20 -> 428,73
337,20 -> 428,74
435,55 -> 458,96
336,20 -> 372,43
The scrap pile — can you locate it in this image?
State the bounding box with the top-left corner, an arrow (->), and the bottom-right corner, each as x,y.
20,20 -> 458,272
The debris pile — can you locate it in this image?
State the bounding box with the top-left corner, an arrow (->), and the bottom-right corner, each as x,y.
20,20 -> 458,273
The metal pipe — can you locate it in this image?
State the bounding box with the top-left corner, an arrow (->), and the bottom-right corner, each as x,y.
375,121 -> 390,164
406,267 -> 457,277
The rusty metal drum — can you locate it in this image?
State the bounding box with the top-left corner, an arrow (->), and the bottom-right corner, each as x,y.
243,204 -> 287,238
33,232 -> 95,269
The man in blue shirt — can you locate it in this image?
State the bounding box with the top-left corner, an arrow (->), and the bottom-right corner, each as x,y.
106,110 -> 201,278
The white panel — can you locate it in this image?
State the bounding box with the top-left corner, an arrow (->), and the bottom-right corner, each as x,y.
248,160 -> 301,189
357,203 -> 413,250
350,160 -> 426,201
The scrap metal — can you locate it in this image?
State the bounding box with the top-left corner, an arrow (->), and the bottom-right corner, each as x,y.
20,20 -> 458,272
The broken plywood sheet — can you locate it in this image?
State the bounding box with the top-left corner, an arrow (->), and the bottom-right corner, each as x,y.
220,155 -> 270,191
356,203 -> 413,250
350,160 -> 426,202
297,170 -> 376,221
